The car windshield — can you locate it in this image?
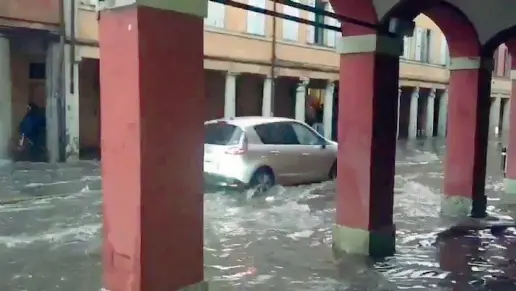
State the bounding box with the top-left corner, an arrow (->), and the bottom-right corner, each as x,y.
205,122 -> 243,145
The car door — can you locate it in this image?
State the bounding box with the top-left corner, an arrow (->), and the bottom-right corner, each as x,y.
253,122 -> 303,185
290,122 -> 335,182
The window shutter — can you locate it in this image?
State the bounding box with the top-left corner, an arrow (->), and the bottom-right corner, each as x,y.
421,29 -> 429,62
414,27 -> 423,61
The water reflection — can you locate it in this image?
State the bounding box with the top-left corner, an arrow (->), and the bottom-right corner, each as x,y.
0,139 -> 514,290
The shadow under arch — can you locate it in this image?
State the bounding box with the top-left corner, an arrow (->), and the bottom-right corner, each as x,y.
483,25 -> 516,57
379,0 -> 481,57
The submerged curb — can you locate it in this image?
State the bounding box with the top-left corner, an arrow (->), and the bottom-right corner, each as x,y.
0,193 -> 73,205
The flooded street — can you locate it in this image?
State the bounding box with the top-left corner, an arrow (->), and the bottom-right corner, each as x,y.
0,139 -> 515,290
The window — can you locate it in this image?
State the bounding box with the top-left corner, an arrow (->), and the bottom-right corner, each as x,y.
205,1 -> 225,28
502,46 -> 510,77
420,29 -> 431,63
205,123 -> 243,145
313,0 -> 326,45
402,36 -> 411,59
254,123 -> 299,145
282,0 -> 300,41
306,0 -> 316,44
324,4 -> 337,47
247,0 -> 266,35
440,34 -> 449,65
493,49 -> 499,75
414,27 -> 423,61
291,123 -> 321,145
427,30 -> 440,64
505,52 -> 512,77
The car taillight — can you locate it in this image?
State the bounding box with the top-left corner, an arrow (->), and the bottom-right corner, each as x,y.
225,135 -> 248,155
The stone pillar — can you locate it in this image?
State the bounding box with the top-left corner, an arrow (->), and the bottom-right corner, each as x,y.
45,42 -> 62,163
0,36 -> 11,160
437,88 -> 448,137
396,87 -> 401,139
408,87 -> 419,139
425,88 -> 436,137
224,72 -> 237,118
505,70 -> 516,195
295,78 -> 309,122
64,45 -> 80,161
262,76 -> 273,117
99,1 -> 206,290
489,96 -> 501,136
62,0 -> 80,161
334,34 -> 401,257
323,80 -> 335,139
443,57 -> 491,218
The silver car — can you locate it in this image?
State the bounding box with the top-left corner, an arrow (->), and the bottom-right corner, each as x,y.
204,116 -> 338,192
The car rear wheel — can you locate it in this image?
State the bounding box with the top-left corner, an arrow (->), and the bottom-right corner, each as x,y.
329,161 -> 337,180
249,167 -> 275,195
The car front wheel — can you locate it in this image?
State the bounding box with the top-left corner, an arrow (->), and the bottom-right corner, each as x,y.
329,161 -> 337,180
249,167 -> 275,195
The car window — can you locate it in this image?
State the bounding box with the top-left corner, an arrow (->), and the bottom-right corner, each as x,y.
291,122 -> 322,145
254,122 -> 300,145
205,122 -> 243,145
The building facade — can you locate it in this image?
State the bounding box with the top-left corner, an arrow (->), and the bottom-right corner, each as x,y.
0,0 -> 512,162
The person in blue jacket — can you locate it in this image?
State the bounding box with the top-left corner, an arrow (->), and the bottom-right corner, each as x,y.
18,102 -> 46,161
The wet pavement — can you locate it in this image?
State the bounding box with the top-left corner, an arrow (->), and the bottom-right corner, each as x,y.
0,139 -> 516,290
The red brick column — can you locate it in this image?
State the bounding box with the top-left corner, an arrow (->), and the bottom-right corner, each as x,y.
442,57 -> 492,218
99,2 -> 206,290
504,62 -> 516,196
334,34 -> 401,257
503,42 -> 516,198
504,45 -> 516,197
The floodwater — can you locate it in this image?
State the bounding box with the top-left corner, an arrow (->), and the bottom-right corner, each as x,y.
0,139 -> 515,291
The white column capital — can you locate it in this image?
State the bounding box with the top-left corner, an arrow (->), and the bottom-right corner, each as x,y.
411,87 -> 420,98
449,57 -> 493,71
226,71 -> 239,77
298,77 -> 310,87
327,79 -> 337,87
336,34 -> 403,57
428,88 -> 436,98
510,70 -> 516,80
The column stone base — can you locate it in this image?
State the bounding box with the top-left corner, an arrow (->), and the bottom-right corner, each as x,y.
503,178 -> 516,204
180,281 -> 209,291
504,178 -> 516,194
332,224 -> 395,258
440,195 -> 471,217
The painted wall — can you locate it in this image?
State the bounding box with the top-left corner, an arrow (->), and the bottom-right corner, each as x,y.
76,7 -> 510,93
0,0 -> 60,29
